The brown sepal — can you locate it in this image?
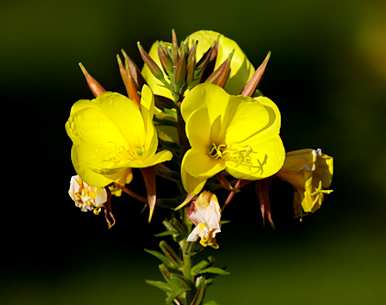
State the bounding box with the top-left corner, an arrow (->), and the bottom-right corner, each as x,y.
140,167 -> 157,222
78,63 -> 106,97
256,178 -> 275,228
241,52 -> 271,97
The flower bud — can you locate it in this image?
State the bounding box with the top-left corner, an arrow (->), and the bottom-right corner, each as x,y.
141,41 -> 174,100
185,30 -> 255,94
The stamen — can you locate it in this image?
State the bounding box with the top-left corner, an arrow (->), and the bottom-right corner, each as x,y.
208,143 -> 227,160
208,143 -> 268,175
223,145 -> 267,175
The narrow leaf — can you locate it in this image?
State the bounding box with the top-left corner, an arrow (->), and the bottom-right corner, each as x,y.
146,280 -> 172,292
198,267 -> 230,276
191,260 -> 210,276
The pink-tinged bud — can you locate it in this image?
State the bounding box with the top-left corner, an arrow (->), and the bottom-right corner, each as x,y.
137,42 -> 165,81
241,52 -> 271,97
116,53 -> 140,104
256,179 -> 275,228
171,29 -> 179,63
140,167 -> 157,222
78,63 -> 106,97
206,52 -> 233,88
157,43 -> 173,75
121,49 -> 144,89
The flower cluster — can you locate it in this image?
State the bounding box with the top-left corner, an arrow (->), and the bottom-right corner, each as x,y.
66,29 -> 333,240
65,29 -> 334,305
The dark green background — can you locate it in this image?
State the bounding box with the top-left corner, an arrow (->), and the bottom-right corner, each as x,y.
1,0 -> 386,304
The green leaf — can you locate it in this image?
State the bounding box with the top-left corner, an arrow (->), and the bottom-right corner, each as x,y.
144,249 -> 178,268
191,260 -> 210,276
145,280 -> 172,292
159,240 -> 182,266
165,275 -> 190,305
198,267 -> 230,276
155,230 -> 174,237
168,274 -> 191,291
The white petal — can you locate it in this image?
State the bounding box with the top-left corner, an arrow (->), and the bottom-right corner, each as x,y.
187,226 -> 201,242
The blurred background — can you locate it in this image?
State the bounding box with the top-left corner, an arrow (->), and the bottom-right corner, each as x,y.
1,0 -> 386,304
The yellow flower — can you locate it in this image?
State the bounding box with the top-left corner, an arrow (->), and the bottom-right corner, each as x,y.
68,175 -> 107,215
187,191 -> 221,249
277,148 -> 333,216
181,83 -> 285,196
65,85 -> 173,188
185,30 -> 255,94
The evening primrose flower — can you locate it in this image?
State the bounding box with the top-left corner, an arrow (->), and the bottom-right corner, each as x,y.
185,30 -> 255,94
181,83 -> 285,196
277,149 -> 333,216
66,85 -> 172,188
69,175 -> 107,215
187,191 -> 221,249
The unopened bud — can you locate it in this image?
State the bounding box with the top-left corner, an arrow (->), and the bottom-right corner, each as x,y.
241,51 -> 271,97
137,42 -> 165,81
78,63 -> 106,97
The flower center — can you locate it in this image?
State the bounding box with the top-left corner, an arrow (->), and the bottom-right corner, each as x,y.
208,143 -> 268,175
208,143 -> 227,160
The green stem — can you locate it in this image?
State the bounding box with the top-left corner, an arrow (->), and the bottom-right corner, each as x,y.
181,240 -> 192,281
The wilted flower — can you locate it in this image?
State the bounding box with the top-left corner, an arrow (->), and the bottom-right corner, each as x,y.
69,175 -> 107,214
277,148 -> 333,216
180,83 -> 285,196
185,30 -> 255,94
187,191 -> 221,249
65,85 -> 172,188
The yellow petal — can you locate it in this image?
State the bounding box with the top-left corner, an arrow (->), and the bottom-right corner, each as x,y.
281,149 -> 317,172
181,83 -> 234,142
94,92 -> 146,149
315,151 -> 334,188
140,85 -> 158,155
185,107 -> 211,149
253,96 -> 282,138
140,85 -> 155,130
181,83 -> 230,122
225,135 -> 285,180
124,149 -> 173,168
225,96 -> 281,144
72,145 -> 133,187
181,166 -> 207,196
71,146 -> 112,187
66,98 -> 128,148
182,148 -> 225,178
